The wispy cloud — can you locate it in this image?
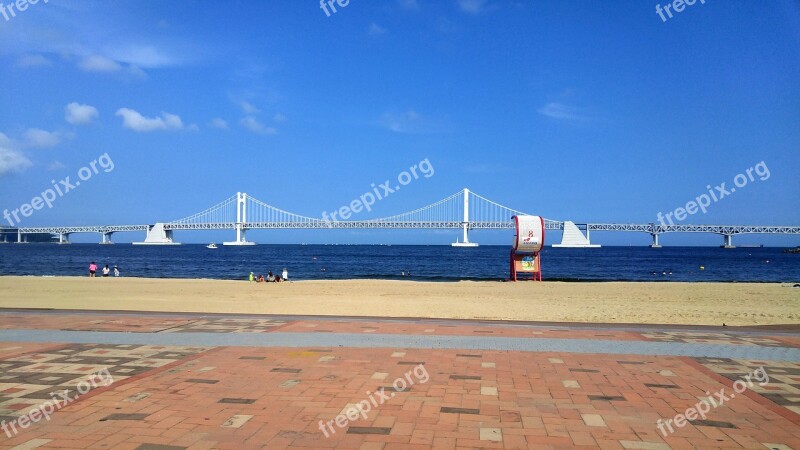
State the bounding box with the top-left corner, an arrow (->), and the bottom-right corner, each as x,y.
209,118 -> 229,130
240,101 -> 261,115
15,54 -> 51,68
64,102 -> 99,126
24,129 -> 63,148
240,117 -> 276,135
537,102 -> 594,122
379,110 -> 448,134
398,0 -> 419,10
116,108 -> 184,132
48,161 -> 67,171
369,23 -> 388,36
457,0 -> 489,14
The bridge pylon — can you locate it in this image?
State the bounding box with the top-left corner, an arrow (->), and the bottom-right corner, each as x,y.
452,188 -> 479,247
224,192 -> 256,246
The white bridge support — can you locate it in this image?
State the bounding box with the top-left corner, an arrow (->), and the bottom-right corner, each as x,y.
133,223 -> 180,245
452,188 -> 479,247
723,234 -> 735,249
553,221 -> 600,248
100,232 -> 113,245
650,233 -> 661,248
224,192 -> 256,246
57,233 -> 71,245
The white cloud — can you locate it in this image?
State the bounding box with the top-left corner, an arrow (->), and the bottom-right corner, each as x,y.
0,146 -> 32,176
273,113 -> 287,123
64,102 -> 99,125
369,23 -> 388,35
24,129 -> 62,148
15,54 -> 51,68
77,55 -> 147,78
115,108 -> 185,132
537,102 -> 593,121
458,0 -> 488,14
209,118 -> 229,129
79,55 -> 123,72
240,101 -> 261,115
240,117 -> 276,135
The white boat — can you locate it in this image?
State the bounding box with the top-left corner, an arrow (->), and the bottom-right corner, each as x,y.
206,243 -> 218,249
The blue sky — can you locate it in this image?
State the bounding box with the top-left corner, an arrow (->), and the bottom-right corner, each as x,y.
0,0 -> 798,245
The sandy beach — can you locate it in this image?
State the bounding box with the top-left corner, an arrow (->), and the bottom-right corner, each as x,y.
0,276 -> 797,326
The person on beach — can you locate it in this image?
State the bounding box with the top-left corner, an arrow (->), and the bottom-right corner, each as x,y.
102,265 -> 110,277
282,268 -> 288,281
249,272 -> 255,282
257,274 -> 265,282
88,262 -> 97,277
267,271 -> 275,282
113,266 -> 120,277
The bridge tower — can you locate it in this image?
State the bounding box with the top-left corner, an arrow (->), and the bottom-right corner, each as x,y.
224,192 -> 256,246
452,188 -> 479,247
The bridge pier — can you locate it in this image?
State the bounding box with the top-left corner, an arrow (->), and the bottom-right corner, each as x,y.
57,233 -> 71,244
133,223 -> 180,245
16,230 -> 27,244
723,234 -> 735,249
650,233 -> 662,248
100,232 -> 114,245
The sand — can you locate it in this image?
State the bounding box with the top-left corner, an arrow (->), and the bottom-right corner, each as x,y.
0,276 -> 797,326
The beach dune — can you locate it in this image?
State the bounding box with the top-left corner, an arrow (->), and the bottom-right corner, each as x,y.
0,277 -> 797,326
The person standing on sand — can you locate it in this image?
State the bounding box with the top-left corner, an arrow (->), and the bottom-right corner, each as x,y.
282,268 -> 288,281
88,262 -> 97,277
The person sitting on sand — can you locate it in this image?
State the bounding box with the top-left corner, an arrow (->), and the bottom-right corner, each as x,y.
257,274 -> 265,282
113,265 -> 120,277
275,275 -> 282,282
102,265 -> 110,277
267,271 -> 275,282
249,272 -> 255,282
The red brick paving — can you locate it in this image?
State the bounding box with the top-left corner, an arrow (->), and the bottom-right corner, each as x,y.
0,312 -> 798,449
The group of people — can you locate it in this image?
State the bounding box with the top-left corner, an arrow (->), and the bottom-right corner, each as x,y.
88,262 -> 120,278
250,268 -> 288,283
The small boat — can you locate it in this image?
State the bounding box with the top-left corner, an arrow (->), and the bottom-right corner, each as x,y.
206,243 -> 218,249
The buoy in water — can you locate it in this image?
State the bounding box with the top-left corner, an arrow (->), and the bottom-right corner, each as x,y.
700,266 -> 705,270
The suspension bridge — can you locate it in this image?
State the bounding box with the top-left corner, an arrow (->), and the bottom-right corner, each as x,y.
2,189 -> 799,248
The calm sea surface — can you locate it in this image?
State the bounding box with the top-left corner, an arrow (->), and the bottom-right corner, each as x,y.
0,244 -> 797,282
